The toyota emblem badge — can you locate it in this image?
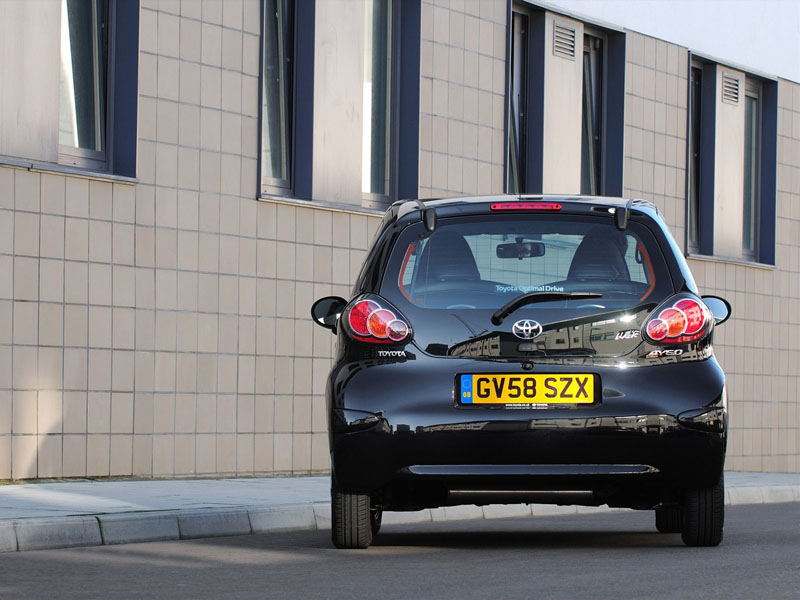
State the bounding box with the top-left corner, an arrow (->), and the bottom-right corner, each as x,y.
512,319 -> 542,340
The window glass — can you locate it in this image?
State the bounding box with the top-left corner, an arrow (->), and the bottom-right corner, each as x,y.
59,0 -> 108,153
262,0 -> 292,184
688,66 -> 702,252
362,0 -> 392,196
743,92 -> 759,255
580,34 -> 603,195
688,65 -> 773,262
506,11 -> 528,194
383,216 -> 672,311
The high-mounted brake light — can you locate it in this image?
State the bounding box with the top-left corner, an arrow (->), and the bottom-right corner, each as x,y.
643,296 -> 711,344
344,296 -> 412,344
490,202 -> 562,211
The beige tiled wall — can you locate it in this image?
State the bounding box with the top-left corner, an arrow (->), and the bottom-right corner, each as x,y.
0,162 -> 378,479
1,3 -> 798,479
418,0 -> 507,198
703,78 -> 800,473
623,33 -> 689,240
0,0 -> 383,480
623,32 -> 800,473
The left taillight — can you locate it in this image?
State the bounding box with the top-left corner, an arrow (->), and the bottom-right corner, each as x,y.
643,295 -> 712,344
342,295 -> 412,344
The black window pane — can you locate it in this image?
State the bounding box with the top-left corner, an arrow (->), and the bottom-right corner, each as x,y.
580,35 -> 602,195
59,0 -> 108,152
363,0 -> 392,196
262,0 -> 292,183
688,66 -> 702,250
506,12 -> 527,194
743,94 -> 758,253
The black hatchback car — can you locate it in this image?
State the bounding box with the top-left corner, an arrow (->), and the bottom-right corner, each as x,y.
312,195 -> 731,549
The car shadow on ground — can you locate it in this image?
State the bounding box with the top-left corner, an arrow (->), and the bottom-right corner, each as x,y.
370,528 -> 683,550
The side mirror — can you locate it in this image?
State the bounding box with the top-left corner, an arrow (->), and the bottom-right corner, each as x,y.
702,295 -> 731,325
311,296 -> 347,332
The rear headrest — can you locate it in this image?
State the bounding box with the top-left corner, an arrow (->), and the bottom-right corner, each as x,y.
567,227 -> 631,281
418,230 -> 481,283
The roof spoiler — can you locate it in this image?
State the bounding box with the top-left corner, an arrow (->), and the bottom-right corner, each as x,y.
414,199 -> 436,232
615,198 -> 634,230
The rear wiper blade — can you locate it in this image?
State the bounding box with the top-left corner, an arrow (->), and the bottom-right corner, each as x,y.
491,292 -> 603,325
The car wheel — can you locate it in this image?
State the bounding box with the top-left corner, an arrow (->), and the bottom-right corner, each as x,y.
331,489 -> 373,549
681,477 -> 724,547
370,507 -> 382,536
655,506 -> 682,533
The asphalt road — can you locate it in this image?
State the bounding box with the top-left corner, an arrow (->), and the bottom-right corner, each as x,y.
0,503 -> 798,600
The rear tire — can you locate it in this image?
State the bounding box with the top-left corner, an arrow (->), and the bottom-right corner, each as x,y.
655,506 -> 682,533
331,489 -> 373,549
681,477 -> 724,547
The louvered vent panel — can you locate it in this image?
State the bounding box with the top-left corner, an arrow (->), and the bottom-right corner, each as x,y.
722,74 -> 740,104
553,23 -> 576,59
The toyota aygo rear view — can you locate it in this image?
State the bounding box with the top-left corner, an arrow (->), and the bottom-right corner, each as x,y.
311,196 -> 731,549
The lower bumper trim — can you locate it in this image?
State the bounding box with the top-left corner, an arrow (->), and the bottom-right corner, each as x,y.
406,464 -> 659,477
448,489 -> 595,504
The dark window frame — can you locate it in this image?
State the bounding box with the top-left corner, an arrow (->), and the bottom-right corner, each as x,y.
362,0 -> 420,210
685,54 -> 777,265
257,0 -> 418,206
506,6 -> 531,194
685,57 -> 718,258
580,28 -> 604,195
503,6 -> 624,196
758,77 -> 777,266
742,77 -> 761,261
58,0 -> 112,172
260,0 -> 296,196
687,62 -> 703,254
56,0 -> 138,178
588,25 -> 625,198
361,0 -> 395,208
258,0 -> 315,200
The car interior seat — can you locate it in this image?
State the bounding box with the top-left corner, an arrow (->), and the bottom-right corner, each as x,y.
567,227 -> 631,281
416,230 -> 481,285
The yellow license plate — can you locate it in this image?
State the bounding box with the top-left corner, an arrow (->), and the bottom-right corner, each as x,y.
458,374 -> 595,405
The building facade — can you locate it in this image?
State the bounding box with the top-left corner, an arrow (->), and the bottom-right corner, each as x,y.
0,0 -> 797,480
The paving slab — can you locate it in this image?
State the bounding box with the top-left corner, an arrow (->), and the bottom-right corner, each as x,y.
728,485 -> 765,505
0,476 -> 331,519
249,505 -> 317,533
481,504 -> 534,519
531,503 -> 579,516
430,504 -> 485,521
381,510 -> 433,525
311,502 -> 332,530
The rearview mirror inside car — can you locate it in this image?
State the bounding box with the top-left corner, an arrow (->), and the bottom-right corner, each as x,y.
496,241 -> 545,260
311,296 -> 347,332
702,295 -> 731,325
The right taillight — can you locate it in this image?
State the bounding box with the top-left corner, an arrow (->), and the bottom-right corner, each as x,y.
343,295 -> 412,344
643,295 -> 712,344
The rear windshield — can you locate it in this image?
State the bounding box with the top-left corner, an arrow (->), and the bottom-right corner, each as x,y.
380,215 -> 673,311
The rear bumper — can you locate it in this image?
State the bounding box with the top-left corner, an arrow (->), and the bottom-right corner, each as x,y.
330,413 -> 725,510
327,355 -> 726,510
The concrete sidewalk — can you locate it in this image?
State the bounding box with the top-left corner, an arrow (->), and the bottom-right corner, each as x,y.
0,471 -> 798,553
